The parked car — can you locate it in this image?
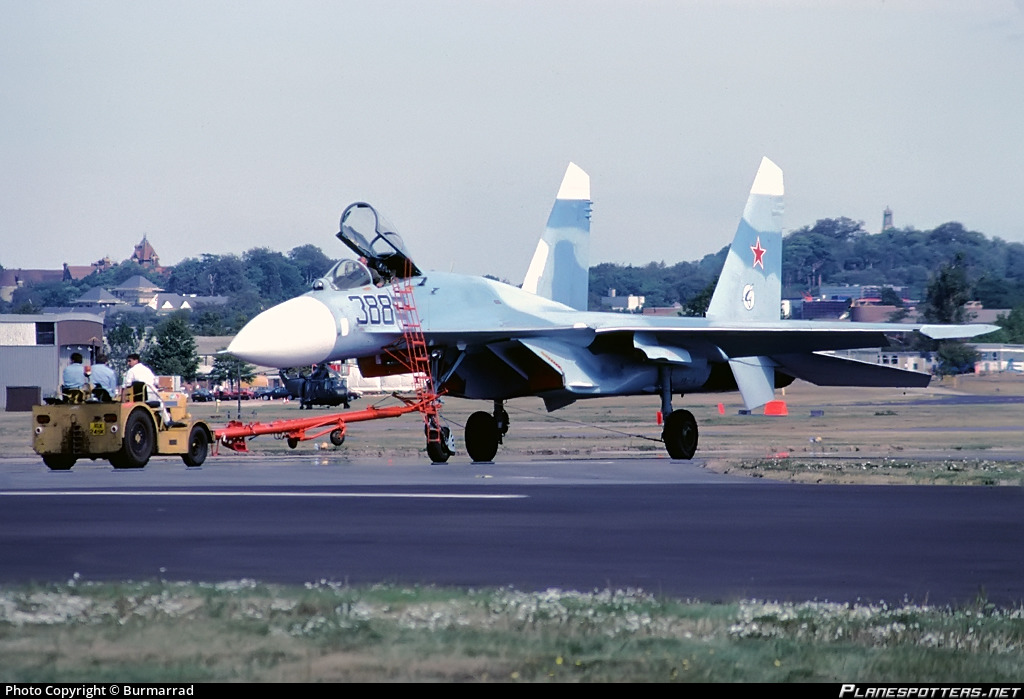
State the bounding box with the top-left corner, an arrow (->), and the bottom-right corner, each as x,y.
258,386 -> 292,400
191,388 -> 215,402
216,388 -> 254,400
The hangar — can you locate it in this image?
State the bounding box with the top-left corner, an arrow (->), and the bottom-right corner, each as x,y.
0,313 -> 105,411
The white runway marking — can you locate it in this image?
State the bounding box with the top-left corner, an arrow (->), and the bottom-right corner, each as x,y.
0,491 -> 526,500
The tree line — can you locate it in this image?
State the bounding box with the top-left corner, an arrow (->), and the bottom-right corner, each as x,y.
2,244 -> 337,336
590,219 -> 1024,312
589,219 -> 1024,343
4,217 -> 1024,375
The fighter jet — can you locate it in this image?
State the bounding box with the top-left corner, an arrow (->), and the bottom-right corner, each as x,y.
227,158 -> 996,462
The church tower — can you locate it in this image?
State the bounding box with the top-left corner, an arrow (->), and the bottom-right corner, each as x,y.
132,235 -> 160,268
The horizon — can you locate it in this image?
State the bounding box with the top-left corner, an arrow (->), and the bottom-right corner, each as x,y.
2,2 -> 1023,279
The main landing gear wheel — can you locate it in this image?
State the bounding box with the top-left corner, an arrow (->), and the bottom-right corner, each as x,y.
426,426 -> 454,463
111,408 -> 155,469
182,424 -> 209,467
662,409 -> 698,460
464,411 -> 500,463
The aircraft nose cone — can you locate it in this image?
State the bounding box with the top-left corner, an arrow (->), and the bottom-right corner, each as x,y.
228,295 -> 337,367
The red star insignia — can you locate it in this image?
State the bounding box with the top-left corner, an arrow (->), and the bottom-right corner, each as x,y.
751,237 -> 766,269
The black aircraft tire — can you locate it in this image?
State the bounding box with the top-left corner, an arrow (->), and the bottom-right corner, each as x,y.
182,424 -> 209,467
42,454 -> 76,471
426,426 -> 453,463
113,408 -> 155,469
662,409 -> 698,460
465,411 -> 500,463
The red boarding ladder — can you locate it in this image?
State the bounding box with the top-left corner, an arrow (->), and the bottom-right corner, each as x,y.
385,266 -> 444,446
211,265 -> 444,456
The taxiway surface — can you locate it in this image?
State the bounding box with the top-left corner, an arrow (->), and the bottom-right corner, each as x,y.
1,454 -> 1021,605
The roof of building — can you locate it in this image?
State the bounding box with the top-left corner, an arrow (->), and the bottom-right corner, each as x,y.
194,335 -> 234,357
0,311 -> 105,324
111,275 -> 164,292
74,287 -> 122,305
132,235 -> 159,266
0,269 -> 64,287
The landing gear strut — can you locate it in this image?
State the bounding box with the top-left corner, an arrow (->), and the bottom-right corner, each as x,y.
659,365 -> 698,460
464,401 -> 510,463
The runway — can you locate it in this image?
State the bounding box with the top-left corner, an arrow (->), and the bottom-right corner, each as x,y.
1,454 -> 1022,606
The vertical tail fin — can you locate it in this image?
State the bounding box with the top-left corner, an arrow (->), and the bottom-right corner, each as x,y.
521,162 -> 592,311
706,157 -> 785,411
706,156 -> 784,322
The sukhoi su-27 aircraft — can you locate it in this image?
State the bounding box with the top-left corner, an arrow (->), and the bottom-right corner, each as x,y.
227,158 -> 996,462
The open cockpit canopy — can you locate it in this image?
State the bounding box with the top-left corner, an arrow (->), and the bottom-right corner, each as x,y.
336,202 -> 421,282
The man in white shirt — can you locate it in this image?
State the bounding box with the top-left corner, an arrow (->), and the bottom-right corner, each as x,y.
122,353 -> 182,427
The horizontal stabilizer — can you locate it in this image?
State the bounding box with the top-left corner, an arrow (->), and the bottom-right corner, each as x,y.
920,324 -> 999,340
729,356 -> 776,410
773,352 -> 931,388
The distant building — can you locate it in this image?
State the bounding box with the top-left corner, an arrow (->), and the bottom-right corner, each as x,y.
0,269 -> 64,303
819,284 -> 909,302
849,304 -> 914,323
0,240 -> 147,302
149,293 -> 228,314
973,344 -> 1024,374
834,343 -> 1024,376
882,206 -> 894,232
132,235 -> 160,269
962,301 -> 1011,325
0,312 -> 105,411
643,303 -> 684,317
73,286 -> 123,307
110,275 -> 164,306
834,348 -> 935,374
600,288 -> 645,313
798,299 -> 851,320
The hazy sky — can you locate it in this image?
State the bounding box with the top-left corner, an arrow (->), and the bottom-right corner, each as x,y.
2,1 -> 1023,282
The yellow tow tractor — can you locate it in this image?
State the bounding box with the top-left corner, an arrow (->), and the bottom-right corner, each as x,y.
32,382 -> 214,471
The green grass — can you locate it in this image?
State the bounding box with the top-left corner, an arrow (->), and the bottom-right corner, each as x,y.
1,580 -> 1022,682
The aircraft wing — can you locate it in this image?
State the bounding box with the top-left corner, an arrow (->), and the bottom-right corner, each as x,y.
588,319 -> 1000,356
